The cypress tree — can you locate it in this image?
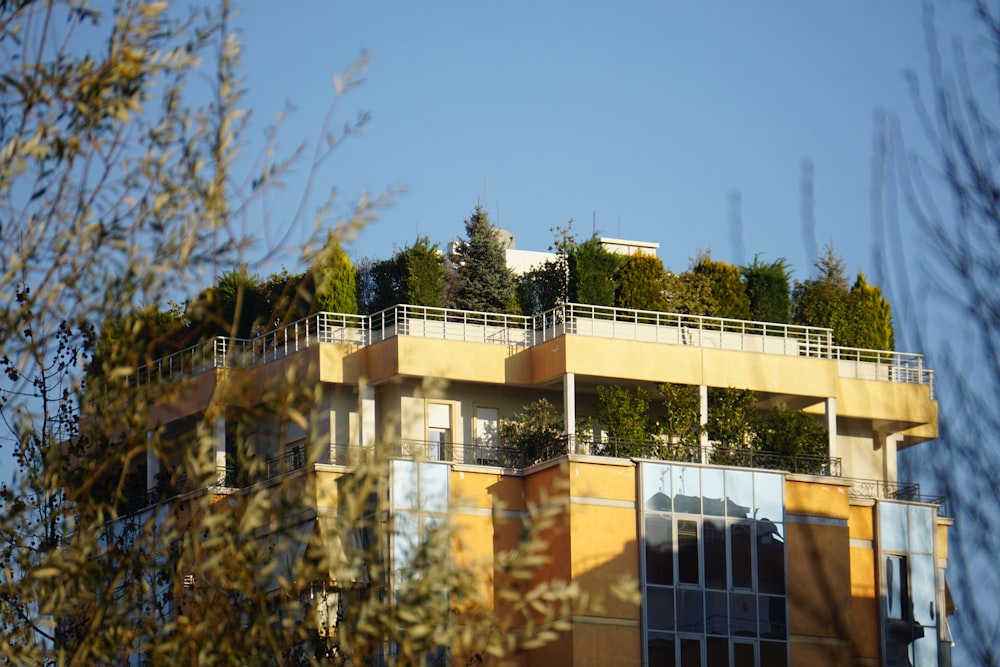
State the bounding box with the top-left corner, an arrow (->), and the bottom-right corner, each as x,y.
616,253 -> 668,311
311,232 -> 358,314
741,256 -> 792,323
569,236 -> 624,306
692,254 -> 751,320
842,273 -> 895,351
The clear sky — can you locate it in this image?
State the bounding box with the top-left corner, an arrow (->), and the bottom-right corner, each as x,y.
231,0 -> 981,292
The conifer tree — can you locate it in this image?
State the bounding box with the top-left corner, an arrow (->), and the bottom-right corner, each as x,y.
569,236 -> 624,306
692,254 -> 751,320
616,253 -> 668,311
741,256 -> 792,323
451,205 -> 515,312
792,244 -> 850,337
312,231 -> 359,314
842,273 -> 895,351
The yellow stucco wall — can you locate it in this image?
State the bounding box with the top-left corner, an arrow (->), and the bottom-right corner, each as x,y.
785,478 -> 851,519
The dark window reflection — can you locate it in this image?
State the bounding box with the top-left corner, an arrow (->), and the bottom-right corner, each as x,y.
733,641 -> 755,667
704,518 -> 727,590
759,641 -> 788,667
706,636 -> 728,667
730,520 -> 753,589
680,638 -> 702,667
678,519 -> 700,585
676,589 -> 704,633
759,595 -> 787,638
647,586 -> 675,632
757,519 -> 785,595
705,590 -> 728,635
731,592 -> 757,637
647,633 -> 676,667
645,515 -> 674,586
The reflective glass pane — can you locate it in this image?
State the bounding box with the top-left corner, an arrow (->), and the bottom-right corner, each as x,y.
393,510 -> 418,571
759,641 -> 788,667
702,468 -> 726,516
911,554 -> 936,627
676,589 -> 704,633
677,519 -> 700,585
730,592 -> 756,637
759,595 -> 787,638
673,466 -> 701,514
754,471 -> 784,523
704,518 -> 727,589
885,555 -> 906,620
645,515 -> 674,585
730,520 -> 753,589
757,520 -> 786,594
911,633 -> 939,667
734,641 -> 756,667
646,586 -> 675,631
647,632 -> 676,667
908,505 -> 935,555
706,636 -> 728,667
726,469 -> 754,518
880,502 -> 908,552
680,637 -> 702,667
705,590 -> 728,635
419,462 -> 449,512
644,463 -> 673,511
391,459 -> 419,510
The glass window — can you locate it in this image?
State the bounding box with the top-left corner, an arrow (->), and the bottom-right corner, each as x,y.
705,590 -> 728,635
730,520 -> 753,589
677,519 -> 700,585
645,515 -> 674,585
908,505 -> 935,555
730,592 -> 756,637
726,469 -> 753,519
392,510 -> 418,572
702,468 -> 725,516
676,589 -> 704,633
419,462 -> 449,512
706,636 -> 729,666
644,463 -> 673,512
759,641 -> 788,667
885,555 -> 908,621
647,633 -> 676,667
758,595 -> 786,638
679,637 -> 702,667
733,641 -> 756,667
879,502 -> 908,552
754,471 -> 784,524
757,520 -> 785,595
910,633 -> 939,667
647,586 -> 675,632
391,459 -> 419,510
910,554 -> 936,627
703,518 -> 727,590
673,466 -> 701,514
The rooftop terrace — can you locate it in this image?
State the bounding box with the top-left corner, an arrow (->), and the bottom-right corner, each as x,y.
127,302 -> 935,396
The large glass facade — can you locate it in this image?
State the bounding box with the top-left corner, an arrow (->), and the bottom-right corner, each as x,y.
641,463 -> 788,667
879,501 -> 940,667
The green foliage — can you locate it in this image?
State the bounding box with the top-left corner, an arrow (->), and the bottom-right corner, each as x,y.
517,260 -> 566,315
741,256 -> 792,323
616,254 -> 668,311
661,270 -> 716,316
692,254 -> 751,320
707,387 -> 758,447
657,383 -> 702,448
362,236 -> 446,313
311,231 -> 359,314
569,236 -> 623,306
841,273 -> 895,351
595,385 -> 653,449
451,205 -> 516,313
792,244 -> 850,337
500,398 -> 568,465
755,406 -> 828,459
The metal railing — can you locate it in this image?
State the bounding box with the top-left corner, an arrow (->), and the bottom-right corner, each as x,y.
123,303 -> 934,394
368,304 -> 533,347
845,477 -> 947,513
580,437 -> 842,476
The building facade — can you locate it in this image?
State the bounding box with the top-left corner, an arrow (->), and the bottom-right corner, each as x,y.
131,301 -> 951,666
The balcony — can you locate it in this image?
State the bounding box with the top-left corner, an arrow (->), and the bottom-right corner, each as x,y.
124,303 -> 935,396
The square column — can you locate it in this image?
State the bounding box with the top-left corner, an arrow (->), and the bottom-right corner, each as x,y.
564,372 -> 576,454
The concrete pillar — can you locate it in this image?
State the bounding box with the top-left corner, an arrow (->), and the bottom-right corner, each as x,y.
359,383 -> 376,448
699,384 -> 709,463
564,373 -> 576,454
825,397 -> 838,463
882,432 -> 900,483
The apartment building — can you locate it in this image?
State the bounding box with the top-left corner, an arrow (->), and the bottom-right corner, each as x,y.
132,300 -> 951,667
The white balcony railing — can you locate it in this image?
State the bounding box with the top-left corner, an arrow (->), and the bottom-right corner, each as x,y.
125,303 -> 934,397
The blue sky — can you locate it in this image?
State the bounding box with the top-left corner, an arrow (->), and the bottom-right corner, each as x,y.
232,1 -> 981,290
